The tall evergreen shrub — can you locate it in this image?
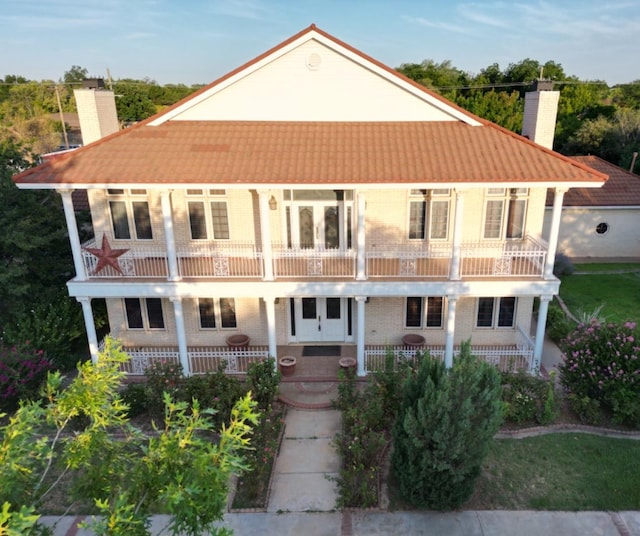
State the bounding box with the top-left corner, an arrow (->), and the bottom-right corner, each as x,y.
391,342 -> 503,509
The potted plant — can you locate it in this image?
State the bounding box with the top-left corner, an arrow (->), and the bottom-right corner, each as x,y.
278,356 -> 297,377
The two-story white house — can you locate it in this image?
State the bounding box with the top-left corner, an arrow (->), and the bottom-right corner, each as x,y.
13,25 -> 606,377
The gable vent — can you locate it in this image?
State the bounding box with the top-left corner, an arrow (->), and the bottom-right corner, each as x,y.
306,53 -> 322,71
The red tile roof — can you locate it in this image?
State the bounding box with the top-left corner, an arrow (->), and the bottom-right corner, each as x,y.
546,156 -> 640,206
13,25 -> 607,188
14,121 -> 606,186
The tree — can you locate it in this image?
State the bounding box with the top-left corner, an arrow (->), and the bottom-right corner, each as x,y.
0,139 -> 75,328
62,65 -> 88,85
0,337 -> 259,535
391,343 -> 503,509
456,89 -> 523,131
113,81 -> 157,122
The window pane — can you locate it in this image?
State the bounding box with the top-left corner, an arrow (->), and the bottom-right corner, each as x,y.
124,298 -> 143,329
132,201 -> 153,239
477,298 -> 494,327
324,206 -> 339,249
326,298 -> 341,319
188,202 -> 207,239
506,199 -> 526,239
430,200 -> 449,239
211,201 -> 230,239
346,206 -> 352,249
406,297 -> 423,327
146,298 -> 165,329
110,201 -> 131,239
198,298 -> 216,328
426,297 -> 444,327
107,189 -> 125,195
409,201 -> 426,239
484,200 -> 503,239
498,297 -> 516,327
220,298 -> 237,328
130,189 -> 147,195
302,298 -> 316,319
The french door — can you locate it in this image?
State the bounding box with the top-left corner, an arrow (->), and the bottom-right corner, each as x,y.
291,202 -> 342,250
294,297 -> 346,342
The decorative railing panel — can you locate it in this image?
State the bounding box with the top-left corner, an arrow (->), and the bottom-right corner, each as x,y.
272,245 -> 356,278
177,242 -> 263,278
366,243 -> 451,278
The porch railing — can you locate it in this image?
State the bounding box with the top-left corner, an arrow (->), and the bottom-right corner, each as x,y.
366,243 -> 452,278
110,343 -> 270,375
365,330 -> 535,374
82,239 -> 169,278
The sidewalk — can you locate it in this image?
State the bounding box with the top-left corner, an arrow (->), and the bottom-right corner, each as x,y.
40,510 -> 640,535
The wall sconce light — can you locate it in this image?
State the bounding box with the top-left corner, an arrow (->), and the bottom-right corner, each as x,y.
269,195 -> 277,210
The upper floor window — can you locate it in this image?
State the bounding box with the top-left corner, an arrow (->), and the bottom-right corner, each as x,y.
124,297 -> 165,330
408,189 -> 450,240
483,188 -> 528,240
186,189 -> 230,240
197,297 -> 237,329
405,296 -> 444,328
476,297 -> 517,329
107,189 -> 152,240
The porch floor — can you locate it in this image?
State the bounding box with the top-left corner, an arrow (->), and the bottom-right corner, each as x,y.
275,344 -> 356,380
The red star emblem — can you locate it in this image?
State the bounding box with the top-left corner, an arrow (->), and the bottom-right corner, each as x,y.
83,236 -> 129,275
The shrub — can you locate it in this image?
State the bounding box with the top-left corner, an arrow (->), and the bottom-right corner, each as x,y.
247,357 -> 280,413
559,320 -> 640,427
501,371 -> 557,425
120,382 -> 148,418
179,366 -> 244,429
553,253 -> 575,277
546,302 -> 575,344
392,342 -> 503,509
567,393 -> 602,425
0,342 -> 52,411
144,361 -> 183,421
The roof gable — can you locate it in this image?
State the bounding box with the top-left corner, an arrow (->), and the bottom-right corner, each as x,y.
150,25 -> 481,125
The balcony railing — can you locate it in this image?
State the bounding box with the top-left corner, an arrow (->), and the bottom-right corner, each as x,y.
272,244 -> 356,278
80,235 -> 547,280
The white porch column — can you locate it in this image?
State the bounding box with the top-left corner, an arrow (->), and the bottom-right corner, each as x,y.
257,190 -> 274,281
356,191 -> 367,280
160,190 -> 180,281
263,296 -> 278,361
450,189 -> 465,281
355,296 -> 367,376
533,295 -> 552,374
544,188 -> 567,278
58,189 -> 86,280
170,297 -> 190,375
77,297 -> 99,364
444,296 -> 458,368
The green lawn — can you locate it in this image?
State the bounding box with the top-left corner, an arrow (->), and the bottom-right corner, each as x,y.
559,265 -> 640,324
469,434 -> 640,510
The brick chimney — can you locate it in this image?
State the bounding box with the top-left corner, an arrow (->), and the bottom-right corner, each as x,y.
521,80 -> 560,150
74,79 -> 119,145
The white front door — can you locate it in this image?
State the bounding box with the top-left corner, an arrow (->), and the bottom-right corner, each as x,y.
295,297 -> 345,342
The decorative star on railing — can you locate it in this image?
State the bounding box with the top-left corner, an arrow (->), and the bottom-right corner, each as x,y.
83,235 -> 129,275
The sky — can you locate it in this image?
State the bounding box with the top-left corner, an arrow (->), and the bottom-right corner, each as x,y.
2,0 -> 639,87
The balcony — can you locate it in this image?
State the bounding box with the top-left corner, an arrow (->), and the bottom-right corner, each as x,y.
80,235 -> 547,281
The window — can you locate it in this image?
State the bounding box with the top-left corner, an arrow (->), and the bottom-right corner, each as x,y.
124,298 -> 165,330
595,222 -> 609,235
408,190 -> 450,240
483,188 -> 527,240
197,297 -> 237,329
107,190 -> 152,240
476,297 -> 517,328
187,190 -> 230,240
405,296 -> 444,328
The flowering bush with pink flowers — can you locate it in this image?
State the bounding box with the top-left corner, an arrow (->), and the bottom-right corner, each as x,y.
0,341 -> 52,411
559,321 -> 640,427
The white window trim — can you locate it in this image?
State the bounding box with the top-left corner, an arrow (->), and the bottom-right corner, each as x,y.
408,190 -> 451,241
482,188 -> 528,241
107,189 -> 153,241
197,297 -> 237,330
475,297 -> 517,330
404,296 -> 445,329
123,298 -> 165,331
186,190 -> 230,241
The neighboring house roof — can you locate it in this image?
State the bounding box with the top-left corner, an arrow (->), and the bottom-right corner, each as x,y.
47,112 -> 81,129
546,156 -> 640,207
14,25 -> 607,189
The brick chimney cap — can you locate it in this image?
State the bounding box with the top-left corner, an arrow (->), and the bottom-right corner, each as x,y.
82,78 -> 105,90
532,79 -> 554,92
